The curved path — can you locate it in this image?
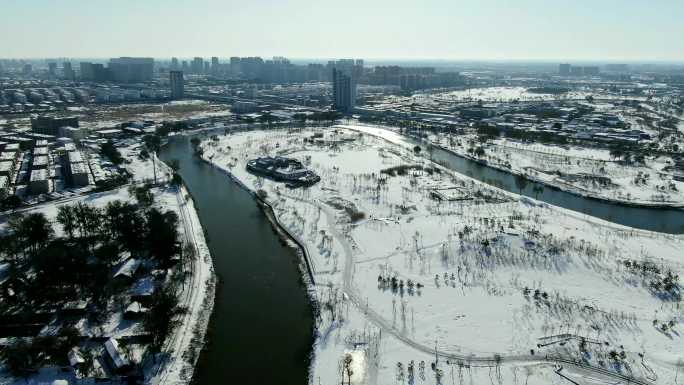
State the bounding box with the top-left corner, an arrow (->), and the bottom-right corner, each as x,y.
278,192 -> 654,385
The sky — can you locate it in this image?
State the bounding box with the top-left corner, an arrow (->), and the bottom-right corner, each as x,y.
2,0 -> 683,62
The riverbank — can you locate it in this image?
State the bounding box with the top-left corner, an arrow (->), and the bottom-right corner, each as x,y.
146,184 -> 216,385
336,123 -> 684,233
199,126 -> 682,385
434,141 -> 684,209
196,149 -> 317,290
159,135 -> 314,385
118,143 -> 217,385
345,122 -> 684,210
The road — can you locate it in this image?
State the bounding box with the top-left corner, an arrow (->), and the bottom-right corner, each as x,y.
148,172 -> 211,384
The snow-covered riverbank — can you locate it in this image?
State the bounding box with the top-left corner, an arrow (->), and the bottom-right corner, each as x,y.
200,126 -> 683,385
339,123 -> 684,209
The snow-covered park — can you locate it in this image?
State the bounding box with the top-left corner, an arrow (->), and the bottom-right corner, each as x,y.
427,133 -> 684,207
200,125 -> 683,385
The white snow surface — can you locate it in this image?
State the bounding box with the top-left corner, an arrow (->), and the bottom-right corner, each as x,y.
200,124 -> 683,385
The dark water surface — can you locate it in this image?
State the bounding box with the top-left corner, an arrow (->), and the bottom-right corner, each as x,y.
160,125 -> 682,385
427,146 -> 684,234
160,135 -> 313,385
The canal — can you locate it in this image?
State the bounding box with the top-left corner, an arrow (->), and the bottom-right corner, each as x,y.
345,124 -> 684,234
160,134 -> 314,385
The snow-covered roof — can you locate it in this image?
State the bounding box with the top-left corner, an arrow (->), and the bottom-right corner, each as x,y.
104,338 -> 129,369
125,301 -> 148,314
113,258 -> 140,279
68,347 -> 85,366
63,300 -> 88,311
129,277 -> 155,297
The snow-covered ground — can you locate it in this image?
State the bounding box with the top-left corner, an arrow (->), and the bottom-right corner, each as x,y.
146,184 -> 215,385
430,134 -> 684,207
201,125 -> 683,385
0,158 -> 215,385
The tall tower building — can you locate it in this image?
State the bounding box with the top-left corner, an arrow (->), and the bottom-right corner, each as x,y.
170,71 -> 184,99
332,67 -> 354,112
211,57 -> 219,75
191,57 -> 203,74
559,63 -> 571,76
63,62 -> 75,80
171,57 -> 179,70
48,62 -> 57,77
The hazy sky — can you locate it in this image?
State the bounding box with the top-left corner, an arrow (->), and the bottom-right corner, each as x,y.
2,0 -> 683,61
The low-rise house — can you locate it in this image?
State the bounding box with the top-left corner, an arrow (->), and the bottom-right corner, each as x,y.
129,277 -> 155,305
113,258 -> 141,284
104,338 -> 131,374
68,347 -> 86,372
62,300 -> 89,316
123,302 -> 149,320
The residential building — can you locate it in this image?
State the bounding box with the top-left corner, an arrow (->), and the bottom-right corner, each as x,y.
583,66 -> 600,76
211,57 -> 220,75
191,57 -> 204,74
332,67 -> 354,112
48,62 -> 57,76
63,62 -> 75,80
29,169 -> 49,194
170,71 -> 184,99
559,63 -> 571,76
108,57 -> 154,83
31,116 -> 79,136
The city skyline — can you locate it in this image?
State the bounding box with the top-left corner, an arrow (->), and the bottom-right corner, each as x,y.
2,0 -> 684,61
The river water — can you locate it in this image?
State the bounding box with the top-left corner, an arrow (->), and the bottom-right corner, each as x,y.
160,135 -> 314,385
428,147 -> 684,234
159,125 -> 683,385
343,124 -> 684,234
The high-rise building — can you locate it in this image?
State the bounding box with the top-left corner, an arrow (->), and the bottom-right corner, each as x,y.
559,63 -> 571,76
230,57 -> 241,76
22,63 -> 33,75
108,57 -> 154,83
170,71 -> 184,99
191,57 -> 204,74
570,66 -> 584,76
211,57 -> 219,74
80,62 -> 108,82
48,62 -> 57,77
80,62 -> 95,80
583,66 -> 600,76
63,62 -> 75,80
332,67 -> 354,112
171,57 -> 179,70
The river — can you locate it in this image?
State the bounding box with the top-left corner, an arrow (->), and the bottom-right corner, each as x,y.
160,135 -> 314,385
428,147 -> 684,234
342,124 -> 684,234
159,124 -> 682,385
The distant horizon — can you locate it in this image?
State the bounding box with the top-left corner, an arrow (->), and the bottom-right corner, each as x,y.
3,57 -> 684,66
2,0 -> 683,62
